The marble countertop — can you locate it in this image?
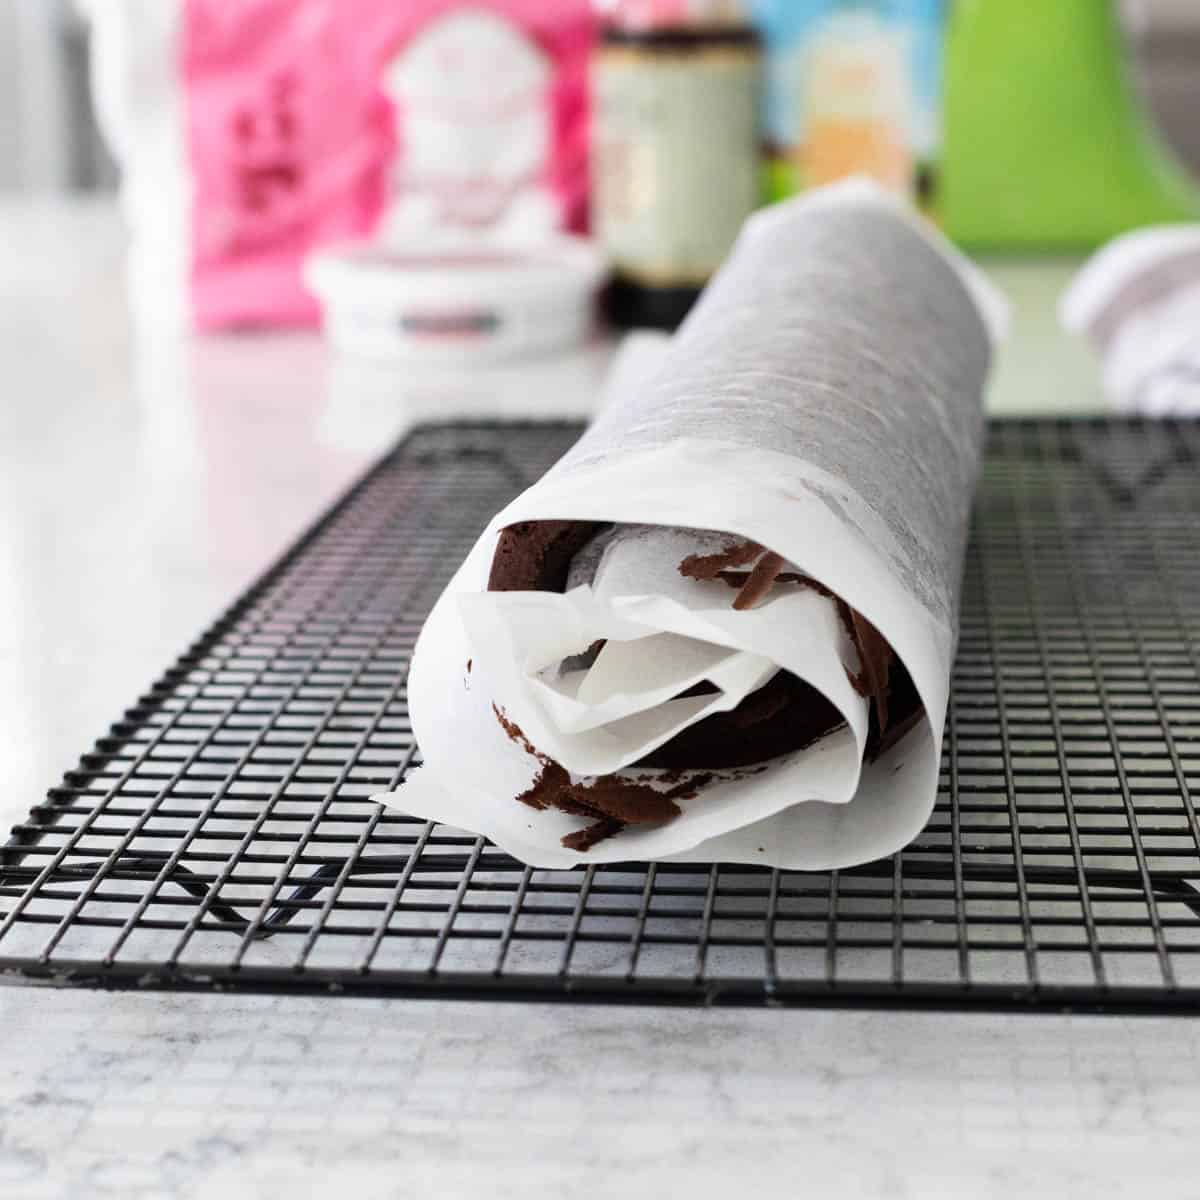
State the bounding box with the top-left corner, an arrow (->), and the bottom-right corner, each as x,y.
3,199 -> 1195,1200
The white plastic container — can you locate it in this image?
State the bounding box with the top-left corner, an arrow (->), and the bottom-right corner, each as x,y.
304,236 -> 606,364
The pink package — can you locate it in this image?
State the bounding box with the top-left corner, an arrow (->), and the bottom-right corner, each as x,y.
181,0 -> 594,330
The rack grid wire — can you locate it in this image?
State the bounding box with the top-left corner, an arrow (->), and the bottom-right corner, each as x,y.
3,418 -> 1200,1011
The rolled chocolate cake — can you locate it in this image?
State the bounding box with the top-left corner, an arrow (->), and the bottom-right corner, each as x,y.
382,181 -> 1005,870
488,519 -> 924,777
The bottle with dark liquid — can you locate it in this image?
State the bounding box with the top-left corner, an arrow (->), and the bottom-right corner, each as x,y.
592,3 -> 761,330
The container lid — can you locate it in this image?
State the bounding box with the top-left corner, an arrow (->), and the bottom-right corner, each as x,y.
305,235 -> 606,311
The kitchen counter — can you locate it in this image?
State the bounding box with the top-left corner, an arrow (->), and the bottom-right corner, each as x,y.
3,200 -> 1196,1200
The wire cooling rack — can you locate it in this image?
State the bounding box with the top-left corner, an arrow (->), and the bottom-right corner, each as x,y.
3,419 -> 1200,1011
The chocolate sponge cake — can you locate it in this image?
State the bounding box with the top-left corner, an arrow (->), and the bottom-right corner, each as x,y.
488,520 -> 924,770
488,520 -> 606,595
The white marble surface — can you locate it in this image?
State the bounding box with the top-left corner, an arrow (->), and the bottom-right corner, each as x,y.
4,991 -> 1200,1200
7,200 -> 1194,1200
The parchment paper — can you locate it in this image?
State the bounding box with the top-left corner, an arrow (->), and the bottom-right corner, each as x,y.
375,180 -> 1007,868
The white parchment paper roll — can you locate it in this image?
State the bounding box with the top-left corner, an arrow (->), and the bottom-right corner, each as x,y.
375,181 -> 1007,869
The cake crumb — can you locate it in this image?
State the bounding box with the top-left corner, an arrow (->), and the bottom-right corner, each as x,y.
492,705 -> 715,851
562,818 -> 623,853
679,539 -> 762,581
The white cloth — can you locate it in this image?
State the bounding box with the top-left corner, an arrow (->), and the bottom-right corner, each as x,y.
1062,226 -> 1200,415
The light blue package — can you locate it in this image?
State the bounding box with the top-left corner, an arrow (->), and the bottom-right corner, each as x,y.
750,0 -> 945,209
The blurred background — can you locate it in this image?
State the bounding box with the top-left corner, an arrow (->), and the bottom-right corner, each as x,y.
1,0 -> 1198,195
1128,0 -> 1200,174
2,0 -> 1199,349
3,0 -> 1200,456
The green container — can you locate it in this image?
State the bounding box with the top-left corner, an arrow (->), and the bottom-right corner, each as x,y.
942,0 -> 1200,250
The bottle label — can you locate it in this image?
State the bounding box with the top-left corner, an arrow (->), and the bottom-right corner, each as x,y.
381,9 -> 555,236
594,45 -> 760,287
751,0 -> 944,212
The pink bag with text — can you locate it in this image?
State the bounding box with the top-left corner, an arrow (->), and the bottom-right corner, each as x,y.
91,0 -> 594,331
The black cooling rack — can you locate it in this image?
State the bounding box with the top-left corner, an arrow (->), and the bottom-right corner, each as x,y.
3,418 -> 1200,1012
